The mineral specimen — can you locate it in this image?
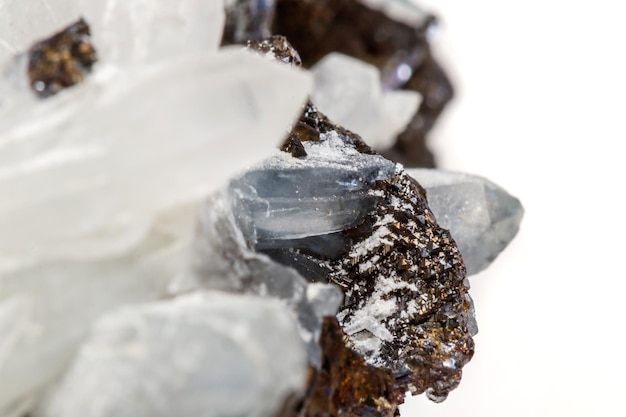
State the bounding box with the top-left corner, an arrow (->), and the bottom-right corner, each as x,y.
221,101 -> 475,403
34,291 -> 308,417
27,18 -> 96,98
0,3 -> 524,417
408,169 -> 524,275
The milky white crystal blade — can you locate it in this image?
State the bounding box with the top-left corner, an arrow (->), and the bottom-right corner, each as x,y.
80,0 -> 225,64
0,48 -> 312,263
0,205 -> 195,415
0,0 -> 82,64
34,291 -> 307,417
312,53 -> 420,150
358,0 -> 429,28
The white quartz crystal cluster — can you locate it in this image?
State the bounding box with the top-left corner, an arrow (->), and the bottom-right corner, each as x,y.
0,1 -> 312,416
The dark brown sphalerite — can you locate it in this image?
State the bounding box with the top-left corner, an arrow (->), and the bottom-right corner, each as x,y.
239,33 -> 474,410
272,0 -> 454,168
301,317 -> 405,417
27,18 -> 97,98
247,35 -> 303,67
286,104 -> 473,401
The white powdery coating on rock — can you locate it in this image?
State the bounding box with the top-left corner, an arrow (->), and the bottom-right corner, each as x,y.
311,53 -> 420,150
34,291 -> 307,417
408,168 -> 524,275
0,48 -> 312,265
260,130 -> 397,176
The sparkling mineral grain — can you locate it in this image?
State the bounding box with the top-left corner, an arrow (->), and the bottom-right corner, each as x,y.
247,35 -> 303,67
27,18 -> 96,98
226,101 -> 475,403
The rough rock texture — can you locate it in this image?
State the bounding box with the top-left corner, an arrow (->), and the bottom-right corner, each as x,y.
302,317 -> 405,417
247,35 -> 303,67
27,18 -> 96,98
227,101 -> 475,403
34,291 -> 308,417
273,0 -> 452,167
408,169 -> 524,275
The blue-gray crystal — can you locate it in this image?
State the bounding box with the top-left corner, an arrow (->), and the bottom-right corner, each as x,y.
229,134 -> 397,274
407,168 -> 524,275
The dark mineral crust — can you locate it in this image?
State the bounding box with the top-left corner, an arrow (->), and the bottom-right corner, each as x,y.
247,35 -> 303,67
27,18 -> 97,98
302,317 -> 405,417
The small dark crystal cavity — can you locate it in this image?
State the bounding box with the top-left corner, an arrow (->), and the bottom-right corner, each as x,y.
27,18 -> 97,98
247,35 -> 303,67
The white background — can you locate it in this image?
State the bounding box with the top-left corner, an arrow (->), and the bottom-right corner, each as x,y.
401,1 -> 626,416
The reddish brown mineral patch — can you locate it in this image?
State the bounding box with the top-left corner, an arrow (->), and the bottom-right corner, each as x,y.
301,317 -> 405,417
27,18 -> 97,98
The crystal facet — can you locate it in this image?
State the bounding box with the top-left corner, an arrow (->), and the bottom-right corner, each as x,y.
35,292 -> 307,417
311,52 -> 420,150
